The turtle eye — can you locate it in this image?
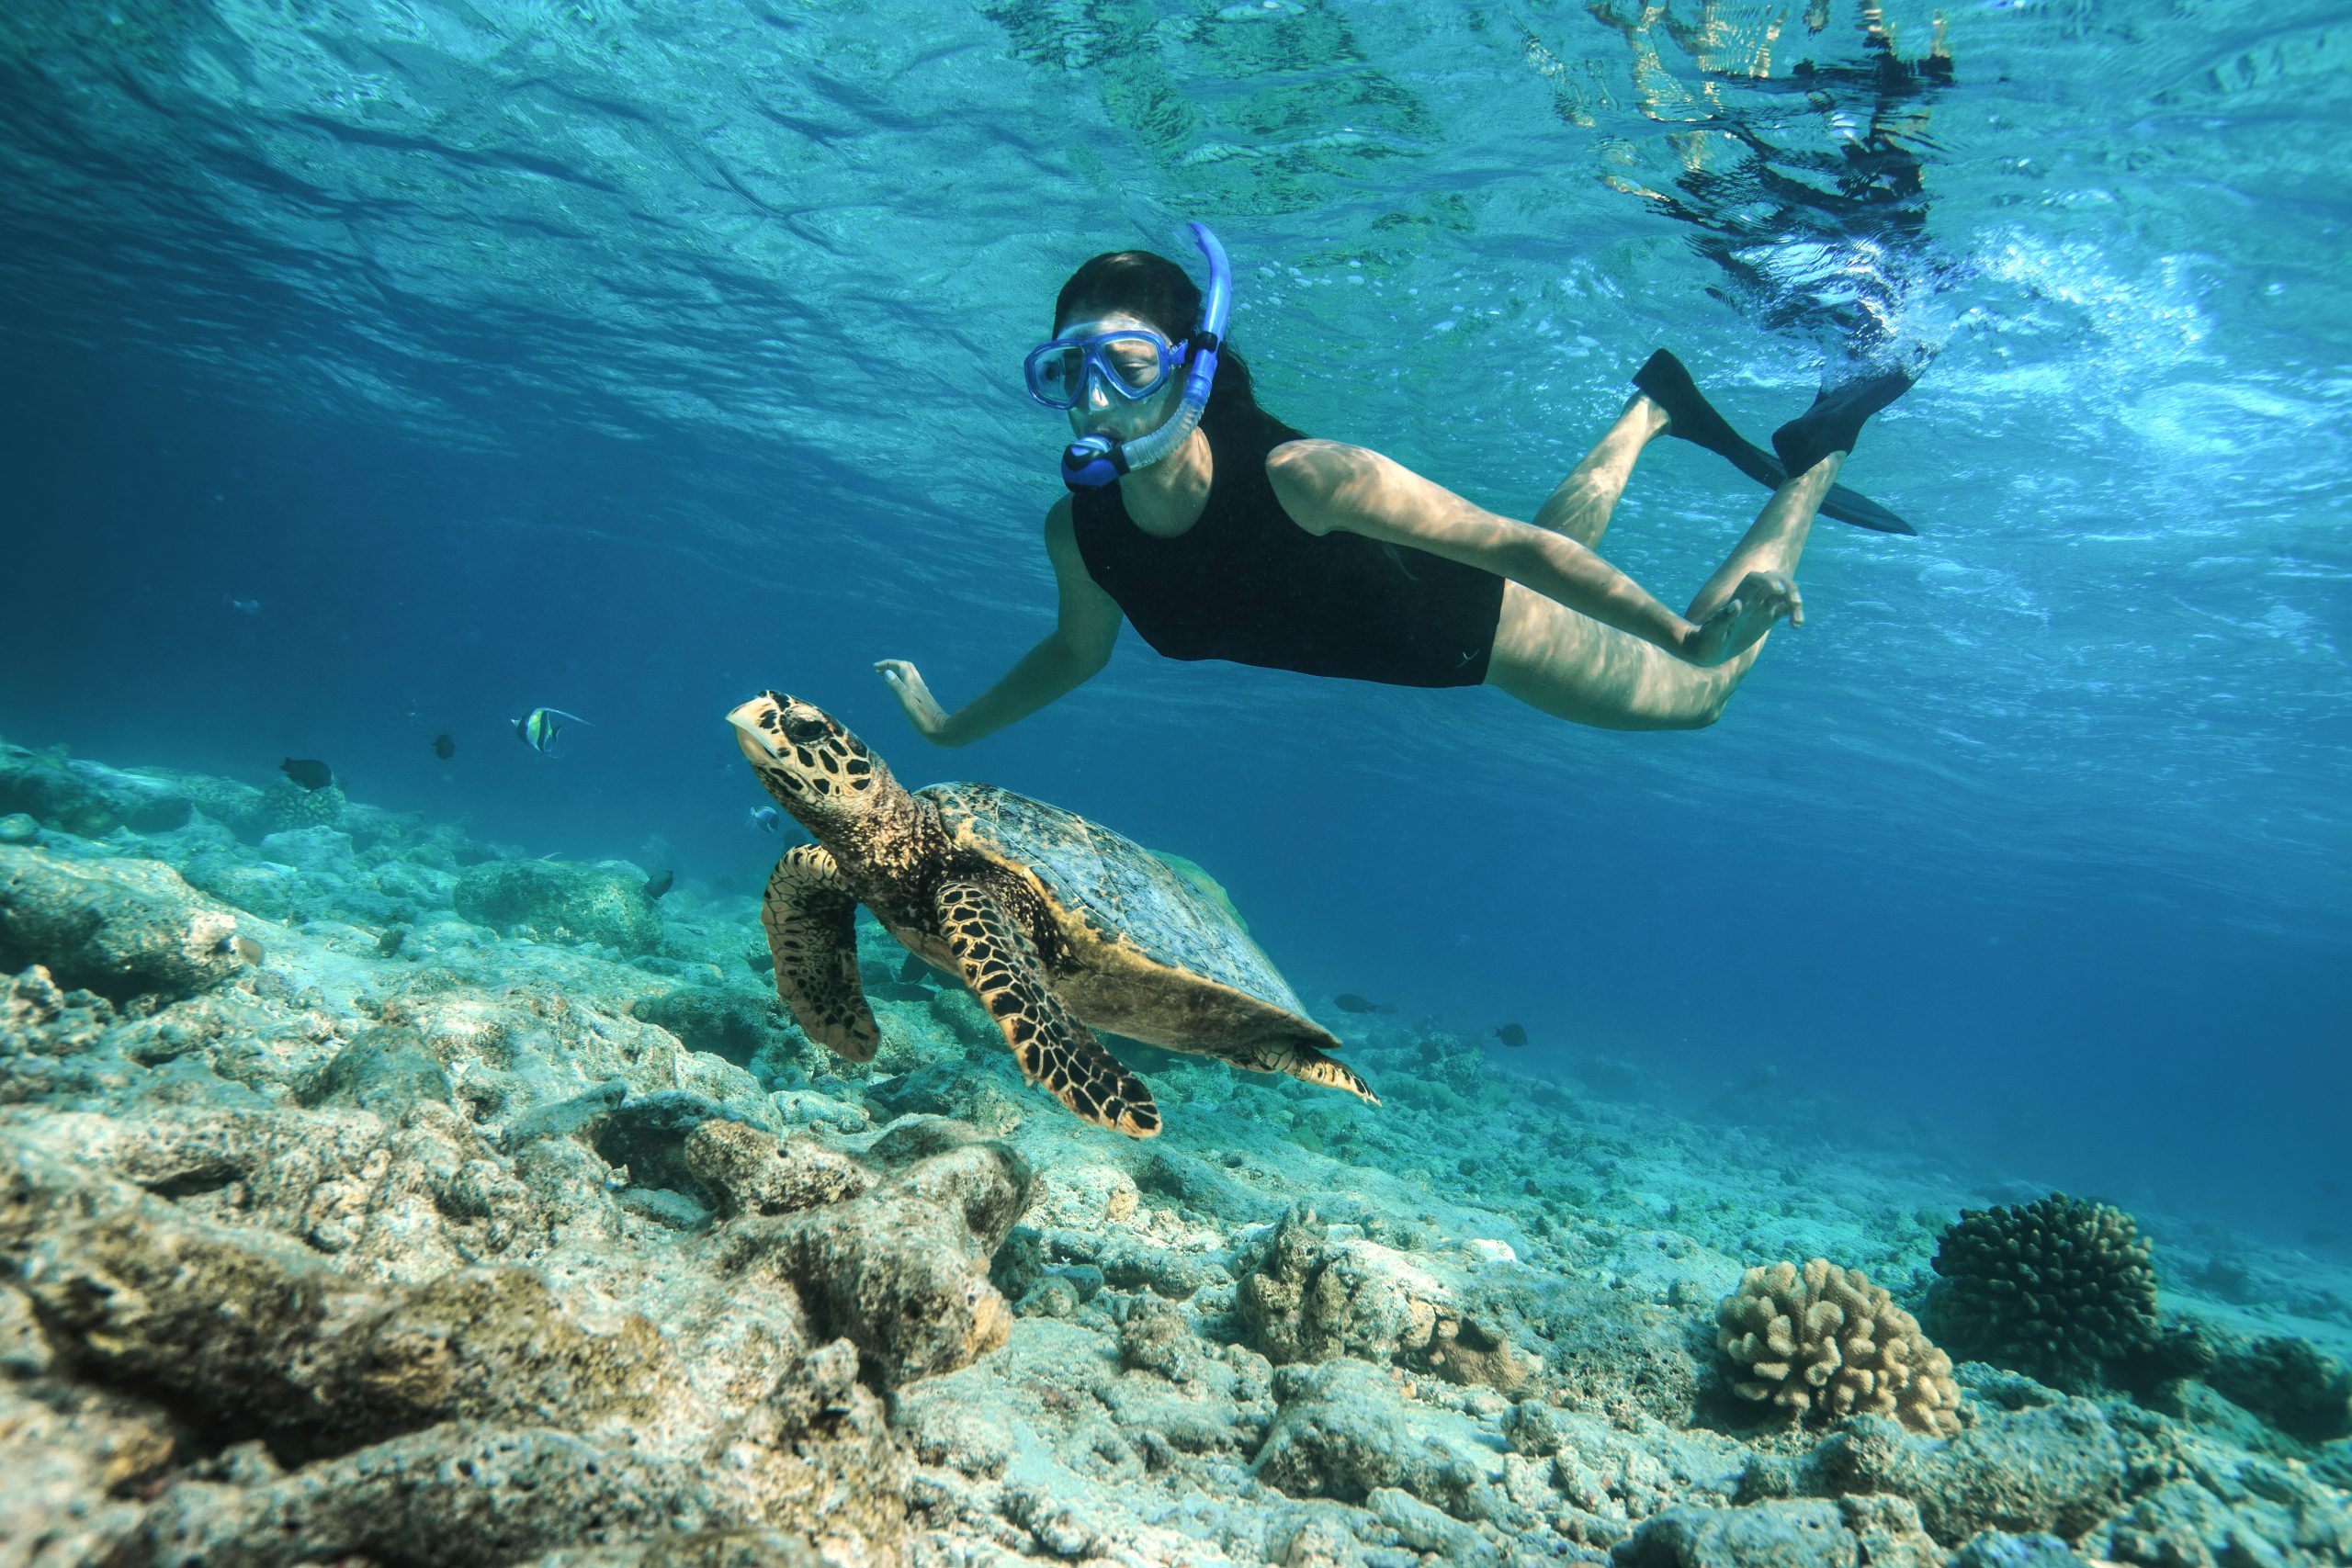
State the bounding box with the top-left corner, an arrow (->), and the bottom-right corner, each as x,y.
783,715 -> 831,746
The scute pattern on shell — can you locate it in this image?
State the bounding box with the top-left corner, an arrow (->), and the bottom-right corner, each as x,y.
924,783 -> 1302,1014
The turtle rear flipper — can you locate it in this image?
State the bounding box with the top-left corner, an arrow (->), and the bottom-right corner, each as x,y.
936,878 -> 1159,1138
761,844 -> 879,1062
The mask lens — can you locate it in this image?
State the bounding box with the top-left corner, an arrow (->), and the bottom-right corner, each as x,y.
1026,343 -> 1088,409
1099,333 -> 1170,395
1027,333 -> 1176,410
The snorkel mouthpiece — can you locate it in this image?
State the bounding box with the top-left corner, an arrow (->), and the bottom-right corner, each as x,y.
1062,221 -> 1232,491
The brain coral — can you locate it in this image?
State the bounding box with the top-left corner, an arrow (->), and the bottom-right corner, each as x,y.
1716,1258 -> 1964,1437
262,778 -> 345,831
1931,1192 -> 2157,1392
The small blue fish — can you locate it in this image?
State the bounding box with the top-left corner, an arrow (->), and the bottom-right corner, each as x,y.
512,707 -> 591,756
748,806 -> 782,832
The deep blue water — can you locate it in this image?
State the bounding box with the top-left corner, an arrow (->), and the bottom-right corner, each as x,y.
4,0 -> 2346,1239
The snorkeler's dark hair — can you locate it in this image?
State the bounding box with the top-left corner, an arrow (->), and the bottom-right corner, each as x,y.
1056,249 -> 1304,448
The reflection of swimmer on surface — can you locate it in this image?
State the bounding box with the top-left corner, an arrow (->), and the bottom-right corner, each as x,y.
877,227 -> 1917,745
1591,0 -> 1958,355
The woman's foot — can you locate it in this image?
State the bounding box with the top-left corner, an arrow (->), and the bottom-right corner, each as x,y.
1771,368 -> 1915,477
1633,350 -> 1917,535
1685,570 -> 1805,666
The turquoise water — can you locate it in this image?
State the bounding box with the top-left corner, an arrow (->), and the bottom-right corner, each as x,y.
3,0 -> 2347,1240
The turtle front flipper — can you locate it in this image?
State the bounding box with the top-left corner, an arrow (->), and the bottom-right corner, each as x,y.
935,878 -> 1159,1138
1270,1043 -> 1380,1107
761,844 -> 879,1063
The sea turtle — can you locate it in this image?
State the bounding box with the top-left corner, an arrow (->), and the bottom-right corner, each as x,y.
729,693 -> 1377,1137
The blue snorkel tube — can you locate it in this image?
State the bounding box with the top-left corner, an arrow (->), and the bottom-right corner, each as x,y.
1061,222 -> 1233,491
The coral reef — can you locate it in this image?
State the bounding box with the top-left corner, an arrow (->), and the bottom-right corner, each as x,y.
0,1105 -> 910,1562
1614,1495 -> 1943,1568
0,1037 -> 1027,1562
715,1118 -> 1032,1387
1931,1192 -> 2159,1391
261,776 -> 345,831
1716,1258 -> 1965,1436
635,983 -> 794,1066
1776,1401 -> 2126,1543
1236,1202 -> 1536,1393
453,859 -> 663,953
0,743 -> 194,838
0,743 -> 2346,1567
2207,1333 -> 2352,1442
0,847 -> 243,1006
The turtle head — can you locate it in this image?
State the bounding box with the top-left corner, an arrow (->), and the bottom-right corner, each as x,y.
728,693 -> 895,830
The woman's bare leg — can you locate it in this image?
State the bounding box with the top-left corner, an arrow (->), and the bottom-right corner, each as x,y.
1531,393 -> 1670,548
1686,453 -> 1841,623
1487,454 -> 1843,729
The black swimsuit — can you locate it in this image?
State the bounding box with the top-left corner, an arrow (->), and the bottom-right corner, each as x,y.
1069,424 -> 1506,688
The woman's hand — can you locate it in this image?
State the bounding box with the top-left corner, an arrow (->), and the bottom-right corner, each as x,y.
874,660 -> 958,745
1684,570 -> 1804,667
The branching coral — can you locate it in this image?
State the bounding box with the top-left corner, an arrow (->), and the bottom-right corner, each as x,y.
1715,1258 -> 1964,1437
1930,1192 -> 2156,1391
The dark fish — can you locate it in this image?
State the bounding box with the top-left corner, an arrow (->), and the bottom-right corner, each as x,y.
279,758 -> 333,791
433,733 -> 456,760
1334,993 -> 1394,1014
898,952 -> 933,985
1494,1022 -> 1530,1048
378,927 -> 406,958
218,933 -> 264,965
643,868 -> 674,901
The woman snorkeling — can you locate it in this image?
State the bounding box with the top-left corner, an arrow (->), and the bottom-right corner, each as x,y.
876,225 -> 1915,742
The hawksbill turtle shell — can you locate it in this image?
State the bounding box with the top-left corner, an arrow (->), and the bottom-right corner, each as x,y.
729,693 -> 1377,1137
931,783 -> 1303,1030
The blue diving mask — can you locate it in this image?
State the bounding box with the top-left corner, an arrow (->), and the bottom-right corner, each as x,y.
1024,331 -> 1187,411
1036,221 -> 1233,491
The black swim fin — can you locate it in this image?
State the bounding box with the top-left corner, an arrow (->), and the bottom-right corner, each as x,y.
1632,350 -> 1917,536
1770,368 -> 1916,479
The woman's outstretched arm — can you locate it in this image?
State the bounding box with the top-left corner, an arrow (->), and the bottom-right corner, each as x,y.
1265,439 -> 1796,667
876,499 -> 1124,747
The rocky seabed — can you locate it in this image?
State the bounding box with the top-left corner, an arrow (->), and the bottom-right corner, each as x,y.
2,740 -> 2348,1567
